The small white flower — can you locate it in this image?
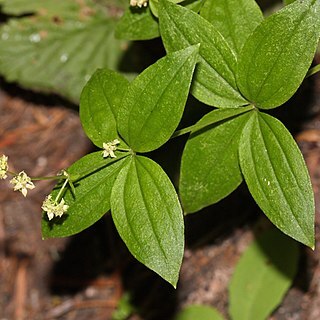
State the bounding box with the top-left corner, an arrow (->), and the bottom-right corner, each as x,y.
130,0 -> 148,8
10,171 -> 35,197
0,155 -> 8,180
42,195 -> 69,220
102,139 -> 120,158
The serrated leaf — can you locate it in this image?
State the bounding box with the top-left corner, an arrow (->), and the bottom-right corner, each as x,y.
0,0 -> 129,19
0,0 -> 81,15
159,0 -> 248,108
180,108 -> 252,213
229,228 -> 300,320
200,0 -> 263,56
111,156 -> 184,287
118,45 -> 199,153
80,69 -> 129,147
0,0 -> 130,103
115,6 -> 160,40
42,152 -> 130,238
237,0 -> 320,109
175,305 -> 224,320
239,111 -> 314,247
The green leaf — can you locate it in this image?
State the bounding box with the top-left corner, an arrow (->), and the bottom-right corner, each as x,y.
183,0 -> 204,13
115,6 -> 160,40
42,152 -> 130,238
111,293 -> 136,320
118,45 -> 199,153
284,0 -> 297,5
239,111 -> 315,247
200,0 -> 263,56
229,228 -> 300,320
237,0 -> 320,109
175,305 -> 224,320
0,0 -> 128,15
115,0 -> 204,41
111,156 -> 184,287
150,0 -> 203,18
159,0 -> 248,108
80,69 -> 129,147
0,0 -> 81,15
180,108 -> 252,213
0,0 -> 130,103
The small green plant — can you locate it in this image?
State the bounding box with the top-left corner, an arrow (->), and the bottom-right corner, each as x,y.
172,228 -> 299,320
1,0 -> 320,291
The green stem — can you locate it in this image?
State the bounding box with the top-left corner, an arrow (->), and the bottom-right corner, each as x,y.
117,147 -> 131,152
55,178 -> 69,203
171,105 -> 254,139
31,175 -> 66,181
171,123 -> 201,138
306,64 -> 320,78
7,170 -> 66,181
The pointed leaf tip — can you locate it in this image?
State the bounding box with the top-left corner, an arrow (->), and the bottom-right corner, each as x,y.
111,156 -> 184,286
239,111 -> 315,247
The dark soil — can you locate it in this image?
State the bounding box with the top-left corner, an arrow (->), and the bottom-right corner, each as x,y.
1,53 -> 320,320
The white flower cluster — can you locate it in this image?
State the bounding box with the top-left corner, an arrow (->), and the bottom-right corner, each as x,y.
1,154 -> 69,221
0,155 -> 8,179
42,195 -> 69,221
102,139 -> 120,158
10,171 -> 35,197
130,0 -> 149,8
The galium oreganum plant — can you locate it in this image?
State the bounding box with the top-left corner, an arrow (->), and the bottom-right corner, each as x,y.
1,0 -> 320,288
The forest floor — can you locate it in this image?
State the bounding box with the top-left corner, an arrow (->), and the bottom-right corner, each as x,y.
1,55 -> 320,320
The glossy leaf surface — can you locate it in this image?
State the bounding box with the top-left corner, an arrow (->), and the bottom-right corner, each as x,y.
239,112 -> 314,247
118,45 -> 199,152
200,0 -> 263,56
237,0 -> 320,109
111,156 -> 184,287
80,69 -> 129,147
229,228 -> 299,320
159,0 -> 248,108
42,152 -> 130,238
180,108 -> 252,213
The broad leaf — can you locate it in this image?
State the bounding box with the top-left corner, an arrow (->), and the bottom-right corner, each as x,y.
149,0 -> 203,17
237,0 -> 320,109
229,228 -> 299,320
115,6 -> 160,40
115,0 -> 204,41
200,0 -> 263,56
180,108 -> 252,213
239,111 -> 314,247
284,0 -> 297,5
175,305 -> 224,320
118,45 -> 199,153
111,156 -> 184,287
80,69 -> 129,147
0,0 -> 87,15
0,0 -> 127,14
42,152 -> 130,238
0,0 -> 130,103
159,0 -> 248,108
